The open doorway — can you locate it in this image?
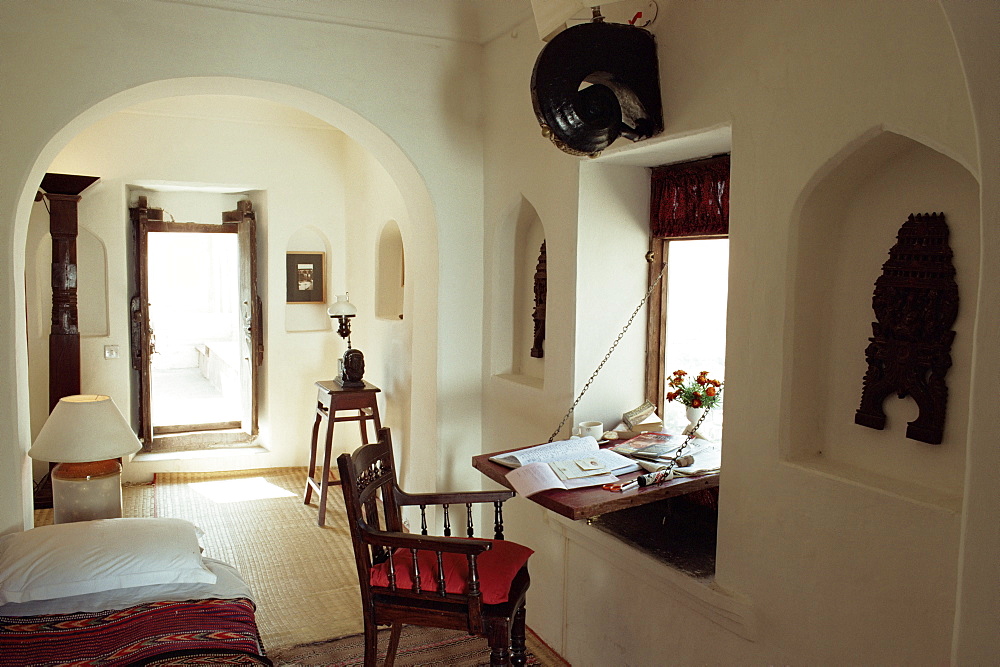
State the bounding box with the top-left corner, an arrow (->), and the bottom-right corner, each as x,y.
148,231 -> 242,430
130,196 -> 262,452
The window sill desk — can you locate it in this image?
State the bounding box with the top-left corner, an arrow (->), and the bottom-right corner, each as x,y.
472,446 -> 720,521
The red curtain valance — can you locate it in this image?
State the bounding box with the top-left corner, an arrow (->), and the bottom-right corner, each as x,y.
650,155 -> 730,238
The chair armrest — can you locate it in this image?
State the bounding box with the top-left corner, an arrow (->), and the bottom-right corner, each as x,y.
362,527 -> 493,555
394,488 -> 515,507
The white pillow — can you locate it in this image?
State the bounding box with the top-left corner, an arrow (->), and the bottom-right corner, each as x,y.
0,517 -> 217,605
0,558 -> 249,617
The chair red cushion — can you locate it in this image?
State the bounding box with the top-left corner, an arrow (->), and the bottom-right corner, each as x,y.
369,539 -> 532,604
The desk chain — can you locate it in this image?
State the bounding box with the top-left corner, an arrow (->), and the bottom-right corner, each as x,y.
547,258 -> 669,443
638,406 -> 714,488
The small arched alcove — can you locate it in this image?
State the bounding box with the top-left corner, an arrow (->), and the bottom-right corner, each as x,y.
512,198 -> 546,382
376,220 -> 405,321
77,227 -> 110,338
785,128 -> 979,507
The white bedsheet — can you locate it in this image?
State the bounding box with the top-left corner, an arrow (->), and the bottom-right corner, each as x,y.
0,558 -> 251,617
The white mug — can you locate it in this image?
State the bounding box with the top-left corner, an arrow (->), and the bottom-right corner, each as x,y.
572,420 -> 604,441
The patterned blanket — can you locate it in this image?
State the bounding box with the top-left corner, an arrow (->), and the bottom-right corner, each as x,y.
0,597 -> 270,666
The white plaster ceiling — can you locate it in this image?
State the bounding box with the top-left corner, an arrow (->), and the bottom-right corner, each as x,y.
152,0 -> 535,44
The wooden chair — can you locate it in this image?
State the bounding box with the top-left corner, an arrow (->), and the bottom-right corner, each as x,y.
337,427 -> 532,666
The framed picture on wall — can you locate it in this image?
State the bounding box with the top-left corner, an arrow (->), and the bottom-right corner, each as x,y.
286,252 -> 326,304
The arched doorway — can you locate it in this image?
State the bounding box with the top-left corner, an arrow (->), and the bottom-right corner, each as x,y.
12,78 -> 440,522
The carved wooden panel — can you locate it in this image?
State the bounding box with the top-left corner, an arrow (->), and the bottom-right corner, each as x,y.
530,240 -> 547,358
855,213 -> 958,444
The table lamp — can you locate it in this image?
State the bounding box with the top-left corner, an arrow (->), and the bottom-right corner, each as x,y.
328,293 -> 365,388
29,394 -> 142,524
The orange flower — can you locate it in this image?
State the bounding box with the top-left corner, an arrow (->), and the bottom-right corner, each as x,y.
690,397 -> 703,408
706,386 -> 717,397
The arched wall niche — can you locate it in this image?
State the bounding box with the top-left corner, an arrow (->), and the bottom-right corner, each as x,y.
26,210 -> 109,341
77,227 -> 109,338
376,220 -> 405,321
511,198 -> 545,383
785,128 -> 979,508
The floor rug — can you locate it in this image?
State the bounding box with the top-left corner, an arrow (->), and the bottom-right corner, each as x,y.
154,467 -> 364,652
270,625 -> 570,666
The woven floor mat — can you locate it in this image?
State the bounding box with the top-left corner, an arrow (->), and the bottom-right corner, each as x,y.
270,624 -> 570,666
154,467 -> 363,652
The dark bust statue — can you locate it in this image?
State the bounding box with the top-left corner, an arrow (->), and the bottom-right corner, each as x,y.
342,347 -> 365,388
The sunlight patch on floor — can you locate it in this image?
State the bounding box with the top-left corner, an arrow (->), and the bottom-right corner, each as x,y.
187,477 -> 297,503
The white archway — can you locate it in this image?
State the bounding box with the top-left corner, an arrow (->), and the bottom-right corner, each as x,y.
10,77 -> 441,523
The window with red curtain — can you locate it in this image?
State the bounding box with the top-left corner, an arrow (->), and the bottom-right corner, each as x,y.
645,155 -> 731,425
649,155 -> 730,238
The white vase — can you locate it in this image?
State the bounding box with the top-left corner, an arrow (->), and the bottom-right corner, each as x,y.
684,406 -> 705,435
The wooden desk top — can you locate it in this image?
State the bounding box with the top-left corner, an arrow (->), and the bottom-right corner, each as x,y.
472,446 -> 720,521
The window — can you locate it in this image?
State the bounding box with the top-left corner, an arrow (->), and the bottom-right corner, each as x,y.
656,237 -> 729,441
593,156 -> 730,578
644,156 -> 730,438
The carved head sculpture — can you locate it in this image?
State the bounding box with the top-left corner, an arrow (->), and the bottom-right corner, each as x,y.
530,20 -> 663,158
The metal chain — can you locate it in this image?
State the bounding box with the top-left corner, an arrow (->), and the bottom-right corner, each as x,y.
639,403 -> 714,487
547,257 -> 669,442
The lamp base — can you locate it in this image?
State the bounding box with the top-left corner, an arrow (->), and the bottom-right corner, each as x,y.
51,460 -> 123,524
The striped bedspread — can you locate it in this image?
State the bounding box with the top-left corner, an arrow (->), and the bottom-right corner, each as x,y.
0,597 -> 270,666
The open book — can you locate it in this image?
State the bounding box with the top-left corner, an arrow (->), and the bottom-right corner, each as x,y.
506,462 -> 617,497
488,436 -> 639,475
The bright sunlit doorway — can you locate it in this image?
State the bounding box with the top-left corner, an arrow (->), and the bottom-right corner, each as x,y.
130,196 -> 261,452
149,231 -> 242,431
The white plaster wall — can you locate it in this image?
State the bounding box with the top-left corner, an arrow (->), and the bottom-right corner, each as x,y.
2,0 -> 998,663
938,1 -> 1000,662
482,0 -> 984,664
338,140 -> 417,490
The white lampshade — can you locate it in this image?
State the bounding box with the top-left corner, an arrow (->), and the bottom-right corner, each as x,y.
29,395 -> 142,463
327,293 -> 357,318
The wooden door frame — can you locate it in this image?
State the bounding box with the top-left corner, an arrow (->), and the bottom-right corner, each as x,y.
129,196 -> 260,449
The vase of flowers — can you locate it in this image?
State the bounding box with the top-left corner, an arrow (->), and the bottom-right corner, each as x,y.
666,370 -> 723,435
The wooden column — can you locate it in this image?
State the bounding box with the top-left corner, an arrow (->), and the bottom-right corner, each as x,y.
34,174 -> 99,509
40,173 -> 99,410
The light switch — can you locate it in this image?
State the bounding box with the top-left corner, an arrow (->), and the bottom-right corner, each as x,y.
104,345 -> 120,359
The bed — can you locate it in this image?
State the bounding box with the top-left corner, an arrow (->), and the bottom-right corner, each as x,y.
0,517 -> 270,666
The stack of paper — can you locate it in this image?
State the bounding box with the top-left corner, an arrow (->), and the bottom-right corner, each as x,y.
674,443 -> 722,476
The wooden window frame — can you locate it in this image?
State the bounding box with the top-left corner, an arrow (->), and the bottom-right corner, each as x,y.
643,154 -> 730,419
643,234 -> 728,419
